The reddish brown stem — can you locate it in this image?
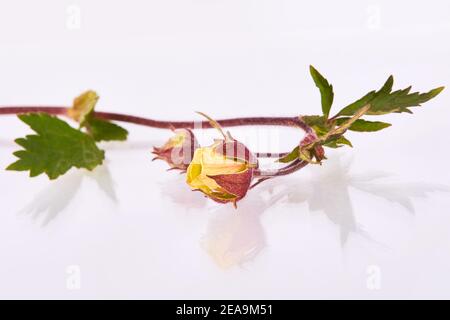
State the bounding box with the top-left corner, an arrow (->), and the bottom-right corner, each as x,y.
0,106 -> 312,177
0,106 -> 312,132
254,159 -> 308,178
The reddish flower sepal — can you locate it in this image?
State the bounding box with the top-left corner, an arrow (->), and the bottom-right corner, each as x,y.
152,128 -> 198,171
300,131 -> 325,162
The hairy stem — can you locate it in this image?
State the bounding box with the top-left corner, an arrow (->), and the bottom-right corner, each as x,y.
0,106 -> 313,177
0,106 -> 312,132
254,159 -> 308,178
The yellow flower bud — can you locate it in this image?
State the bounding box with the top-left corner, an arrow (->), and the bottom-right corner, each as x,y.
67,90 -> 99,123
186,139 -> 257,206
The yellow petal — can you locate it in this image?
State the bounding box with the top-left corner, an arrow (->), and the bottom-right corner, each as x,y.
186,143 -> 250,202
200,146 -> 247,176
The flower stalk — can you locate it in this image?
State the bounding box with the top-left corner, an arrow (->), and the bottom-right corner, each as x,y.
0,65 -> 444,206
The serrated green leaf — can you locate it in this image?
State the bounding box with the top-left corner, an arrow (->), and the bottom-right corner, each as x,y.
335,118 -> 391,132
337,75 -> 443,116
84,117 -> 128,142
7,113 -> 104,180
310,65 -> 334,118
368,86 -> 444,115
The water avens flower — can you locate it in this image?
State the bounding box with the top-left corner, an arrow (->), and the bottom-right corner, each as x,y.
152,128 -> 198,171
186,139 -> 258,207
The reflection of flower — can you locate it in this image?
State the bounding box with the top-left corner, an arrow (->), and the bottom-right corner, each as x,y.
201,209 -> 265,269
186,139 -> 258,207
152,129 -> 198,171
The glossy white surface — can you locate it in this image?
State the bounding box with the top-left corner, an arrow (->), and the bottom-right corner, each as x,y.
0,0 -> 449,299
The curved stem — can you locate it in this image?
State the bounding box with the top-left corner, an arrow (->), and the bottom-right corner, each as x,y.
254,159 -> 308,178
0,106 -> 312,132
0,106 -> 312,177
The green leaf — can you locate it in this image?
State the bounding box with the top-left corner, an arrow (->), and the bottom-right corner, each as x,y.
323,136 -> 353,148
68,90 -> 129,142
301,115 -> 332,137
310,65 -> 334,118
337,91 -> 377,116
368,86 -> 444,115
7,113 -> 105,180
84,117 -> 128,142
278,146 -> 299,163
337,75 -> 444,116
335,118 -> 391,132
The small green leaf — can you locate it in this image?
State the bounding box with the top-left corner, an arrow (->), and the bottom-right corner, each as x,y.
278,146 -> 299,163
7,113 -> 104,180
310,65 -> 334,118
302,115 -> 326,127
323,136 -> 353,148
68,90 -> 129,142
335,118 -> 391,132
84,117 -> 128,142
301,115 -> 332,137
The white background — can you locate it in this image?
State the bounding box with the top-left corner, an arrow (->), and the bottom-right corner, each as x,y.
0,0 -> 449,299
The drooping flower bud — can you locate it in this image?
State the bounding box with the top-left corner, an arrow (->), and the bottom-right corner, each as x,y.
152,129 -> 198,171
67,90 -> 99,124
186,139 -> 258,207
300,131 -> 325,162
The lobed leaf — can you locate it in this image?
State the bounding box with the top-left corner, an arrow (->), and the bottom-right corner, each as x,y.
6,113 -> 104,179
337,75 -> 443,116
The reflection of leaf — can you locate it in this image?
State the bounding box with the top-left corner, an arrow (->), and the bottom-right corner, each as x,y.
19,164 -> 117,226
20,171 -> 83,226
350,175 -> 450,214
273,156 -> 449,246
